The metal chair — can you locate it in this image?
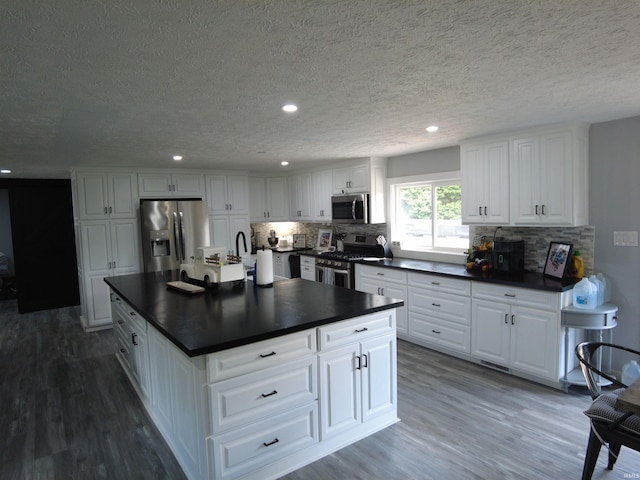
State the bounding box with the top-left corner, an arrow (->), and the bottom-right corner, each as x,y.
575,341 -> 640,480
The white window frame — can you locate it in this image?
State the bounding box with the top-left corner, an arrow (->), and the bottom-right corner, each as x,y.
387,171 -> 469,263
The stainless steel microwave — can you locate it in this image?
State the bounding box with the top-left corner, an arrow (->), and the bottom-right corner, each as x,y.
331,193 -> 369,224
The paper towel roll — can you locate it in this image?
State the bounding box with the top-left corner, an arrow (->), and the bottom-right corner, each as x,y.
256,249 -> 274,287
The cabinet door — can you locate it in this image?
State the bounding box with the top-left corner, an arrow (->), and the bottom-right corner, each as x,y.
349,164 -> 369,192
210,216 -> 231,253
484,141 -> 510,224
207,175 -> 229,214
333,167 -> 350,194
228,215 -> 250,257
509,306 -> 559,380
85,274 -> 112,327
539,131 -> 573,224
110,219 -> 140,274
138,173 -> 173,196
381,282 -> 408,335
510,137 -> 541,224
460,145 -> 485,223
226,175 -> 249,214
81,222 -> 111,274
148,325 -> 174,435
76,173 -> 108,220
249,177 -> 267,221
471,299 -> 510,365
361,334 -> 396,423
266,177 -> 288,221
131,327 -> 151,400
319,344 -> 361,439
312,169 -> 333,220
108,173 -> 137,218
172,174 -> 205,196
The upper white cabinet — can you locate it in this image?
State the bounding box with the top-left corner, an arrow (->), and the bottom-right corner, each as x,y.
288,172 -> 314,221
332,158 -> 386,223
138,173 -> 205,198
460,140 -> 510,225
75,172 -> 137,220
461,122 -> 589,226
249,176 -> 289,222
206,174 -> 249,215
510,124 -> 589,226
312,168 -> 333,221
333,164 -> 369,194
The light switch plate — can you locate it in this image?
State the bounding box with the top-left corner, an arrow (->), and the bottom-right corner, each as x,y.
613,231 -> 638,246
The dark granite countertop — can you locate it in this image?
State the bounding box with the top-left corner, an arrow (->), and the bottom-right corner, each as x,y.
105,271 -> 403,357
251,247 -> 312,254
354,257 -> 579,292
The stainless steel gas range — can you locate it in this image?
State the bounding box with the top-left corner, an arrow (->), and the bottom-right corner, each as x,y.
315,234 -> 392,289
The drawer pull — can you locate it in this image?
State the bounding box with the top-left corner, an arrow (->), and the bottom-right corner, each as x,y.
129,311 -> 136,316
432,329 -> 441,334
432,303 -> 441,307
117,319 -> 123,324
355,327 -> 369,333
377,272 -> 385,276
261,390 -> 278,398
431,282 -> 440,286
131,332 -> 138,346
504,293 -> 516,298
263,438 -> 279,447
259,351 -> 276,358
119,348 -> 127,353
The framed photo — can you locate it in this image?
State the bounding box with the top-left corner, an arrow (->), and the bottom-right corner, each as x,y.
293,234 -> 306,249
316,229 -> 333,250
543,241 -> 573,279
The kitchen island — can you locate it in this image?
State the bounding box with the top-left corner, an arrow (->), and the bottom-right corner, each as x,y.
105,271 -> 403,480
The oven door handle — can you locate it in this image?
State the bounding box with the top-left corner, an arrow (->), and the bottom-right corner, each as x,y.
352,199 -> 357,220
332,269 -> 350,274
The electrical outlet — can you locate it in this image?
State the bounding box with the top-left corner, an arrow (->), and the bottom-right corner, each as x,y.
392,241 -> 401,247
613,231 -> 639,247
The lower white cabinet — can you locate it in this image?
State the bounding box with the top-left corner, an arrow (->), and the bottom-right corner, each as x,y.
317,312 -> 397,440
471,283 -> 565,381
273,252 -> 292,278
355,264 -> 408,334
300,255 -> 315,281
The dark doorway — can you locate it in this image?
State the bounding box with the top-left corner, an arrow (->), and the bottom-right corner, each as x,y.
2,178 -> 79,313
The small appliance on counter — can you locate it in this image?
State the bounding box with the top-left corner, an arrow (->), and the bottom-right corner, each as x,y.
267,230 -> 279,248
492,239 -> 525,274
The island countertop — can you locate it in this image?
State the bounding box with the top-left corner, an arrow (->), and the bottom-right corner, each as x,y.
105,271 -> 403,357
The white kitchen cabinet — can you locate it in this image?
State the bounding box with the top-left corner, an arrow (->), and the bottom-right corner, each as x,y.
210,214 -> 250,257
300,255 -> 315,281
317,311 -> 397,440
510,124 -> 589,226
355,264 -> 408,335
249,176 -> 289,222
288,172 -> 314,221
332,158 -> 386,223
312,168 -> 333,221
138,173 -> 205,197
333,164 -> 369,194
407,272 -> 472,354
206,174 -> 249,215
273,252 -> 292,278
79,219 -> 140,330
470,283 -> 563,381
460,140 -> 510,224
75,171 -> 138,220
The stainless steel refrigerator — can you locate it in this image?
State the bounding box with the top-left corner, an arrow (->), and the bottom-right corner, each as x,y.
140,199 -> 210,273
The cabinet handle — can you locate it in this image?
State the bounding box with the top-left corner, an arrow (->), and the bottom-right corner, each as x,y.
267,211 -> 270,217
355,327 -> 369,333
431,282 -> 440,286
541,205 -> 546,215
260,390 -> 278,398
120,348 -> 127,354
432,329 -> 441,334
484,206 -> 487,215
362,354 -> 368,368
263,438 -> 279,447
104,206 -> 108,214
356,355 -> 362,370
376,272 -> 385,276
504,314 -> 509,324
260,351 -> 276,358
535,204 -> 539,215
380,288 -> 384,295
432,303 -> 441,307
129,311 -> 135,317
131,332 -> 138,346
263,212 -> 267,218
117,319 -> 123,324
504,293 -> 516,298
511,315 -> 515,325
112,261 -> 116,269
478,206 -> 482,216
108,206 -> 112,214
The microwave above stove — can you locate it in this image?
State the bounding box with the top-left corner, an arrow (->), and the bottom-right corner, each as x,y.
331,193 -> 369,224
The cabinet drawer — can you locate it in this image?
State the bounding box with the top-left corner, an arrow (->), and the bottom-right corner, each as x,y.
408,272 -> 471,296
357,265 -> 407,284
112,294 -> 146,332
472,283 -> 560,311
409,311 -> 471,353
318,310 -> 395,351
300,255 -> 314,267
209,402 -> 318,480
208,357 -> 317,433
408,287 -> 471,325
207,329 -> 316,382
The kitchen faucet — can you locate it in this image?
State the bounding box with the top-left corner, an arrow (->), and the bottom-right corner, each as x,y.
235,231 -> 247,256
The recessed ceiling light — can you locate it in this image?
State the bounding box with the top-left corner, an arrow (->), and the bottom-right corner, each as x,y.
1,169 -> 11,174
281,161 -> 289,166
426,125 -> 439,133
173,155 -> 183,161
282,104 -> 298,113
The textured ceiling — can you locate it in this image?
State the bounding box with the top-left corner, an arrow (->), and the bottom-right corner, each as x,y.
1,0 -> 640,178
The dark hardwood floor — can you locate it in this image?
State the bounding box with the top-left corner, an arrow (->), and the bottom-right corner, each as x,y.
2,299 -> 639,480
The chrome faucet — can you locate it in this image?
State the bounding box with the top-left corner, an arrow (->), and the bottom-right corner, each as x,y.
235,231 -> 247,256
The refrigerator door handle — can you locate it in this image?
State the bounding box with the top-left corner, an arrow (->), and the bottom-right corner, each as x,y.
179,211 -> 186,262
172,211 -> 181,262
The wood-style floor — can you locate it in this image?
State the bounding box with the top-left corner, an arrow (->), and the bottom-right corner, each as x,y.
2,299 -> 640,480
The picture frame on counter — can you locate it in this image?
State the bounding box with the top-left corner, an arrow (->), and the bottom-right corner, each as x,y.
293,234 -> 306,249
316,229 -> 333,250
543,241 -> 573,279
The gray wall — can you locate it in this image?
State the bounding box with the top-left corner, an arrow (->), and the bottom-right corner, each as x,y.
0,189 -> 15,275
589,115 -> 640,350
387,146 -> 459,178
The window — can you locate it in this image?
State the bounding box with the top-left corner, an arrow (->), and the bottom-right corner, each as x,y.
389,172 -> 469,253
